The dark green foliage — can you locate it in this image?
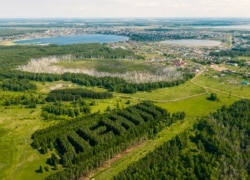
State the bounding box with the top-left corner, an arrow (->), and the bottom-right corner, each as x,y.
3,94 -> 45,108
115,99 -> 250,180
42,103 -> 82,118
207,93 -> 219,101
31,102 -> 182,179
46,88 -> 113,102
210,47 -> 250,57
1,78 -> 37,91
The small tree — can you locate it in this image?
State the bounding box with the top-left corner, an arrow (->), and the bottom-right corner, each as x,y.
207,93 -> 219,101
39,165 -> 44,173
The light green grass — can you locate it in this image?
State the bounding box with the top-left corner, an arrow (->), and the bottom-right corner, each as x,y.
0,106 -> 51,180
194,71 -> 250,99
235,56 -> 250,61
115,81 -> 205,102
156,91 -> 239,117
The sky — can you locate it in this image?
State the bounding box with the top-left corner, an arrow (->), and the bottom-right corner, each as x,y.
0,0 -> 250,18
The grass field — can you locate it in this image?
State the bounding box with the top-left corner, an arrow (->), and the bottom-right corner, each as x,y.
115,81 -> 206,102
55,59 -> 159,74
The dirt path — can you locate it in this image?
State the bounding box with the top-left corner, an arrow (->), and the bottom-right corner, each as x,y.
82,140 -> 146,180
11,136 -> 28,180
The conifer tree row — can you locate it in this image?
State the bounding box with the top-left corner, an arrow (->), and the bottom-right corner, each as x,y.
31,102 -> 185,179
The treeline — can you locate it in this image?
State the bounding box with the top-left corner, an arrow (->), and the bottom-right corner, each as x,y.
115,99 -> 250,179
0,71 -> 194,94
210,47 -> 250,57
31,102 -> 185,179
1,78 -> 37,91
46,88 -> 113,102
118,32 -> 208,42
3,94 -> 45,108
0,29 -> 45,37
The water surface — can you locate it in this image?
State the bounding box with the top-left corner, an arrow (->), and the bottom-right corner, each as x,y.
14,34 -> 129,45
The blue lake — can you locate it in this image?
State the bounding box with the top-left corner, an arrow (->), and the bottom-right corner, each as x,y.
14,34 -> 129,45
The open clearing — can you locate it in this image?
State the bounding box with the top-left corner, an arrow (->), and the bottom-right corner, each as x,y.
18,57 -> 183,83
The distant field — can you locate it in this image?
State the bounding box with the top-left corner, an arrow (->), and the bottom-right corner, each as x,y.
235,56 -> 250,61
54,59 -> 158,73
20,57 -> 182,83
194,70 -> 250,98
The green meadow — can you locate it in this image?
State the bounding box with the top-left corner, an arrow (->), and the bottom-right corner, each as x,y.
55,59 -> 160,73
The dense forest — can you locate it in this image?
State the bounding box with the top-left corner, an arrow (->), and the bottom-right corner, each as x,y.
115,99 -> 250,180
31,102 -> 185,179
1,78 -> 37,91
46,88 -> 113,102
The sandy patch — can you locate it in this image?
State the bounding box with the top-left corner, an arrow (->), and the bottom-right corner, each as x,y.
210,64 -> 227,72
0,40 -> 14,46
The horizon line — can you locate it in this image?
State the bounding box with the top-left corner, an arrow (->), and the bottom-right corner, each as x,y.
1,17 -> 250,19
